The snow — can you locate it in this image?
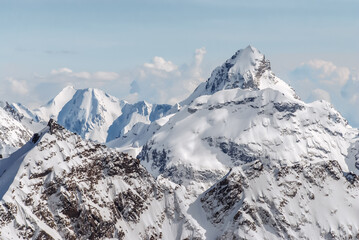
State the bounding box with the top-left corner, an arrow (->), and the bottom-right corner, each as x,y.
1,45 -> 359,239
56,87 -> 126,143
33,86 -> 76,121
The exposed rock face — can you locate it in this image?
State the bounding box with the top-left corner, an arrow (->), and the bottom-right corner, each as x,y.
180,45 -> 297,106
201,160 -> 359,239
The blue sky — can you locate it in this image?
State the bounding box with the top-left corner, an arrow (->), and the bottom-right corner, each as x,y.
1,0 -> 359,125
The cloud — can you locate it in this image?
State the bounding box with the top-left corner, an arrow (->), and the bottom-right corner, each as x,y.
7,77 -> 29,95
45,50 -> 76,55
50,68 -> 119,81
311,88 -> 331,102
93,72 -> 119,81
290,59 -> 359,126
4,48 -> 209,113
293,59 -> 351,86
144,57 -> 178,72
51,68 -> 73,74
125,47 -> 207,104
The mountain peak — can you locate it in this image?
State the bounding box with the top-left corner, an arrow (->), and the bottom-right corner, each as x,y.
181,45 -> 297,105
225,45 -> 266,89
33,85 -> 77,121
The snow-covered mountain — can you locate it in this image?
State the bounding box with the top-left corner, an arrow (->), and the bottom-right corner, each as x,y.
0,120 -> 204,239
28,86 -> 171,143
110,45 -> 301,158
1,45 -> 359,239
139,87 -> 358,193
56,88 -> 127,143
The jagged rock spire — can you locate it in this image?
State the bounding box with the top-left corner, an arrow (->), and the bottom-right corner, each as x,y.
181,45 -> 297,106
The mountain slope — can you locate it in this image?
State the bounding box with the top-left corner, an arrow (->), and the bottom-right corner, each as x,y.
139,87 -> 358,193
0,120 -> 204,239
106,101 -> 172,142
199,160 -> 359,239
107,113 -> 175,157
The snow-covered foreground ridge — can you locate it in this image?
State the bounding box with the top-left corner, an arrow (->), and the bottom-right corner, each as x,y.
1,45 -> 359,239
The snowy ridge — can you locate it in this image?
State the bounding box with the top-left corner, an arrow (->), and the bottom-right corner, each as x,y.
106,101 -> 172,142
107,113 -> 175,157
0,120 -> 205,239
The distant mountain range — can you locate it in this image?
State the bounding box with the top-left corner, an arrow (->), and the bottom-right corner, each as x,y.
0,46 -> 358,239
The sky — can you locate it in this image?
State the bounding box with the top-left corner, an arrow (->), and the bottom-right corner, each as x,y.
0,0 -> 358,125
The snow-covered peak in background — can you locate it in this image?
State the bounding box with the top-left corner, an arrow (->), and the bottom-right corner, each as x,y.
17,86 -> 172,144
181,45 -> 297,106
57,87 -> 126,143
33,85 -> 76,121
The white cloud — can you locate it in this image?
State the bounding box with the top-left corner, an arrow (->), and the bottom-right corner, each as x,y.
297,59 -> 350,86
49,68 -> 119,82
93,72 -> 119,81
50,68 -> 73,75
72,72 -> 91,79
290,59 -> 359,126
125,47 -> 207,104
6,48 -> 208,110
7,77 -> 29,95
311,88 -> 331,102
144,57 -> 178,72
